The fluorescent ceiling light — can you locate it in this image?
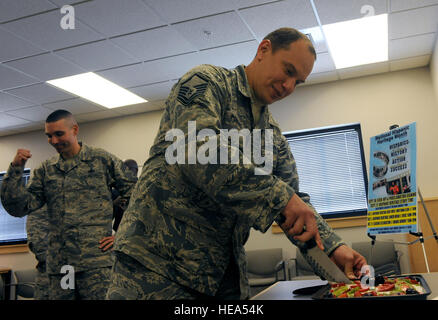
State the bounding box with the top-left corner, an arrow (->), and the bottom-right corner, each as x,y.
47,72 -> 147,108
322,14 -> 388,69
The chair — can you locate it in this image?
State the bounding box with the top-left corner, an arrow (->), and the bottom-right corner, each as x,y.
246,248 -> 287,297
352,240 -> 402,276
0,276 -> 4,300
10,269 -> 36,300
288,250 -> 320,280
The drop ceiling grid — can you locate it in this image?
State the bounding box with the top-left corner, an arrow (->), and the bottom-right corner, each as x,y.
0,0 -> 436,135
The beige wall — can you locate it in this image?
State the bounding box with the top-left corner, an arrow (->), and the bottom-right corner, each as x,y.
2,67 -> 438,274
431,35 -> 438,105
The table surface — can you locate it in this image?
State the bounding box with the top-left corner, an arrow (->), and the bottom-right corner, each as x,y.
251,272 -> 438,300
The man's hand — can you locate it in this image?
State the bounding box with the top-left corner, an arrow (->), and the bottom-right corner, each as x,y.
280,193 -> 324,251
99,236 -> 115,252
12,149 -> 32,167
330,245 -> 367,279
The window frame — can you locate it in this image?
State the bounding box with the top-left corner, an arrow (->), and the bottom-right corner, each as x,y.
283,123 -> 369,220
0,168 -> 30,246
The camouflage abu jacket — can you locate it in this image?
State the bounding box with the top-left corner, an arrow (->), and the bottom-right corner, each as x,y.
1,144 -> 137,274
114,64 -> 345,298
27,205 -> 49,266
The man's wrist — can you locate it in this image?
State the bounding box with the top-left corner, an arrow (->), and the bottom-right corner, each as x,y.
328,243 -> 345,257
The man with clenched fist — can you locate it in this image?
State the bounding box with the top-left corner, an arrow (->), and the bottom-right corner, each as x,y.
0,109 -> 137,300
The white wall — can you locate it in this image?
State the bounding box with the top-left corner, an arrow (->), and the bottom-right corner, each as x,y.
2,67 -> 438,274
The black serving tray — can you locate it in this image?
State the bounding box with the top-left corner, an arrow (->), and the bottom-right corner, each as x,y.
312,274 -> 431,300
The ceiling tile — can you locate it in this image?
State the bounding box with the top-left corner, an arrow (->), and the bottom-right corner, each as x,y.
5,105 -> 54,121
6,121 -> 45,133
5,83 -> 75,104
172,11 -> 254,50
144,0 -> 231,23
0,27 -> 45,63
0,113 -> 31,128
55,40 -> 139,72
389,5 -> 438,39
389,33 -> 436,60
390,0 -> 438,12
144,0 -> 277,24
129,80 -> 177,102
5,52 -> 85,81
99,41 -> 259,89
239,0 -> 318,39
0,92 -> 35,112
97,62 -> 159,88
43,98 -> 105,114
98,52 -> 201,87
300,26 -> 328,53
2,10 -> 105,51
49,0 -> 85,6
197,40 -> 259,68
314,0 -> 388,25
75,0 -> 165,37
0,65 -> 39,90
389,55 -> 431,71
338,61 -> 390,80
0,0 -> 56,23
304,70 -> 339,86
111,26 -> 197,61
312,52 -> 336,74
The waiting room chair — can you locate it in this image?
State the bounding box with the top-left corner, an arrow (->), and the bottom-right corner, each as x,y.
8,269 -> 36,300
288,250 -> 320,281
352,240 -> 402,276
246,248 -> 287,297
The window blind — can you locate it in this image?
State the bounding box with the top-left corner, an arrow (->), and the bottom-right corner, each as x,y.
284,124 -> 368,218
0,169 -> 29,245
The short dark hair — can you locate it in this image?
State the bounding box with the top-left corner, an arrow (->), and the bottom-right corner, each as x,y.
263,27 -> 316,59
46,109 -> 76,124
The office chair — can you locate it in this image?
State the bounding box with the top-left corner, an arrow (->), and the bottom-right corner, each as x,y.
246,248 -> 287,297
352,240 -> 402,276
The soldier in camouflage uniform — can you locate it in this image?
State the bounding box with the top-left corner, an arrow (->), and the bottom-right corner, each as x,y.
26,205 -> 49,300
107,28 -> 366,300
1,110 -> 137,300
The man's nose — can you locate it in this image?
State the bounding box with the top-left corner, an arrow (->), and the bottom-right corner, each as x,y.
51,136 -> 58,144
282,78 -> 296,95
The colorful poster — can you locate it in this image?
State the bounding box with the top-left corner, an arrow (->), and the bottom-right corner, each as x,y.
367,123 -> 417,235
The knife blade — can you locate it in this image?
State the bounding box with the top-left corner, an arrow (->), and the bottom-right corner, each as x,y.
276,213 -> 353,284
301,238 -> 353,284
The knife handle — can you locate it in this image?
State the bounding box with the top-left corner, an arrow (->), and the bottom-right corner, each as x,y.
304,238 -> 317,251
277,214 -> 318,251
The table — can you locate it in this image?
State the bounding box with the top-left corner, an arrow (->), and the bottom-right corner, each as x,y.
251,273 -> 438,300
0,266 -> 12,300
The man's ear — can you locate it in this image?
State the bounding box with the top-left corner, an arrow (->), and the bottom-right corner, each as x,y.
256,39 -> 272,61
72,124 -> 79,136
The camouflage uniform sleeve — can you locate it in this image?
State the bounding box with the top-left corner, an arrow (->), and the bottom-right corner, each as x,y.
167,67 -> 295,233
107,154 -> 137,200
273,134 -> 345,256
0,164 -> 45,217
26,206 -> 49,263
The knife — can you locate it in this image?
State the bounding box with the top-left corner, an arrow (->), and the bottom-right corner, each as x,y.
301,238 -> 353,284
277,214 -> 353,284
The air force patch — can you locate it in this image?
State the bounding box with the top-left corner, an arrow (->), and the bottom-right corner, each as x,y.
177,74 -> 209,106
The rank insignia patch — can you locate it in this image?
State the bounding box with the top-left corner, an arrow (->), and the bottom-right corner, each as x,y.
177,74 -> 209,106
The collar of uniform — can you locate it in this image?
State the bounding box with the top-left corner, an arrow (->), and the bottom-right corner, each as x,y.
235,65 -> 251,99
49,142 -> 90,172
